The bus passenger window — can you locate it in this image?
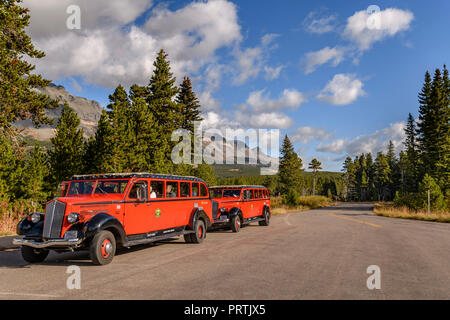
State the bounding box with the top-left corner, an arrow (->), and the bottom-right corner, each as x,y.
166,181 -> 178,198
192,183 -> 199,197
180,182 -> 190,197
200,184 -> 208,197
150,181 -> 164,198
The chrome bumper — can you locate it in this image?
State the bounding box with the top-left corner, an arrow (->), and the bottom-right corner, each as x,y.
13,238 -> 82,249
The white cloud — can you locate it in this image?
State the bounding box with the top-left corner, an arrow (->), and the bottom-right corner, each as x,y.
316,139 -> 346,154
237,111 -> 293,129
232,33 -> 281,85
198,91 -> 221,112
303,46 -> 346,74
343,8 -> 414,51
303,9 -> 338,34
316,121 -> 406,157
23,0 -> 153,37
25,0 -> 242,88
264,65 -> 284,80
291,126 -> 334,144
246,89 -> 306,112
317,74 -> 364,105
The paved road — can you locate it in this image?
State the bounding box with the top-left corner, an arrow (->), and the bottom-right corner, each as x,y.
0,203 -> 449,299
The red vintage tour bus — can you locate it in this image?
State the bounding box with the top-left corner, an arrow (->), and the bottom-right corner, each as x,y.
210,185 -> 271,232
14,173 -> 213,265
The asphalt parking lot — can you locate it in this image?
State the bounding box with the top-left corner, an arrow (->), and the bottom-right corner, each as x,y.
1,203 -> 449,299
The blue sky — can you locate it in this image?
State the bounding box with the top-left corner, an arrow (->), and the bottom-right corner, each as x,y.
23,0 -> 450,171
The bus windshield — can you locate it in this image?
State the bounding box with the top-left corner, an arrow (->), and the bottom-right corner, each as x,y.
94,180 -> 129,194
67,180 -> 129,195
211,189 -> 223,198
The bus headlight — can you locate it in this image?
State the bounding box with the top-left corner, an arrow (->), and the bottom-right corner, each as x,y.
30,213 -> 41,223
67,212 -> 80,224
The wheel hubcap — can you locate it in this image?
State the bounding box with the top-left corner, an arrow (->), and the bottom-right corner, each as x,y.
198,226 -> 203,238
101,239 -> 112,258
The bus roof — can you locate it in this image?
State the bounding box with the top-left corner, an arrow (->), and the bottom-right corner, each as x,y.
69,173 -> 207,184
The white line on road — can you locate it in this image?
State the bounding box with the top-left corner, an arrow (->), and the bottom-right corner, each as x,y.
0,291 -> 59,298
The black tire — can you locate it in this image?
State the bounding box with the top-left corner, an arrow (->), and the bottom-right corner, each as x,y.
21,246 -> 49,263
190,219 -> 206,244
184,233 -> 193,243
89,230 -> 116,265
259,208 -> 271,226
230,215 -> 241,233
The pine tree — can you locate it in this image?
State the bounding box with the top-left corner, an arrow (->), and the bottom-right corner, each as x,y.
308,158 -> 322,195
278,135 -> 303,193
0,0 -> 58,130
403,113 -> 419,191
194,164 -> 216,185
106,85 -> 134,172
19,143 -> 48,203
0,130 -> 23,201
417,68 -> 449,189
374,152 -> 391,201
147,50 -> 182,150
84,109 -> 112,173
47,103 -> 85,191
176,77 -> 203,133
342,156 -> 357,200
129,96 -> 167,172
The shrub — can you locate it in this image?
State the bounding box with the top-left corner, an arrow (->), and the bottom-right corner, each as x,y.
282,189 -> 300,207
298,195 -> 330,209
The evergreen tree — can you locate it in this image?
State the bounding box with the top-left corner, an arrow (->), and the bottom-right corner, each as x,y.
374,152 -> 391,201
194,164 -> 216,185
0,130 -> 23,201
342,156 -> 357,201
47,103 -> 84,190
0,0 -> 58,130
106,85 -> 134,172
308,158 -> 322,195
404,113 -> 419,191
417,68 -> 449,189
147,49 -> 182,154
19,143 -> 48,203
176,77 -> 203,133
278,135 -> 303,193
84,109 -> 112,173
129,96 -> 168,172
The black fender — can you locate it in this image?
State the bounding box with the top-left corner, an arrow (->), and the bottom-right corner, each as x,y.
189,208 -> 212,230
17,213 -> 44,236
227,207 -> 242,218
83,213 -> 127,245
263,204 -> 271,215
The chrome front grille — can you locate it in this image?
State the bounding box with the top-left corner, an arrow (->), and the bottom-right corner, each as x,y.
43,200 -> 66,239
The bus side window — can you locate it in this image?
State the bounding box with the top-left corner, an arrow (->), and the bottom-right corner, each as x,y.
249,189 -> 254,199
180,182 -> 190,197
200,184 -> 208,197
166,181 -> 178,198
150,180 -> 164,198
192,183 -> 199,197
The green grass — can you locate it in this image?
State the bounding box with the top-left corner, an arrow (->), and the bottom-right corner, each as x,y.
374,203 -> 450,223
271,195 -> 333,215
